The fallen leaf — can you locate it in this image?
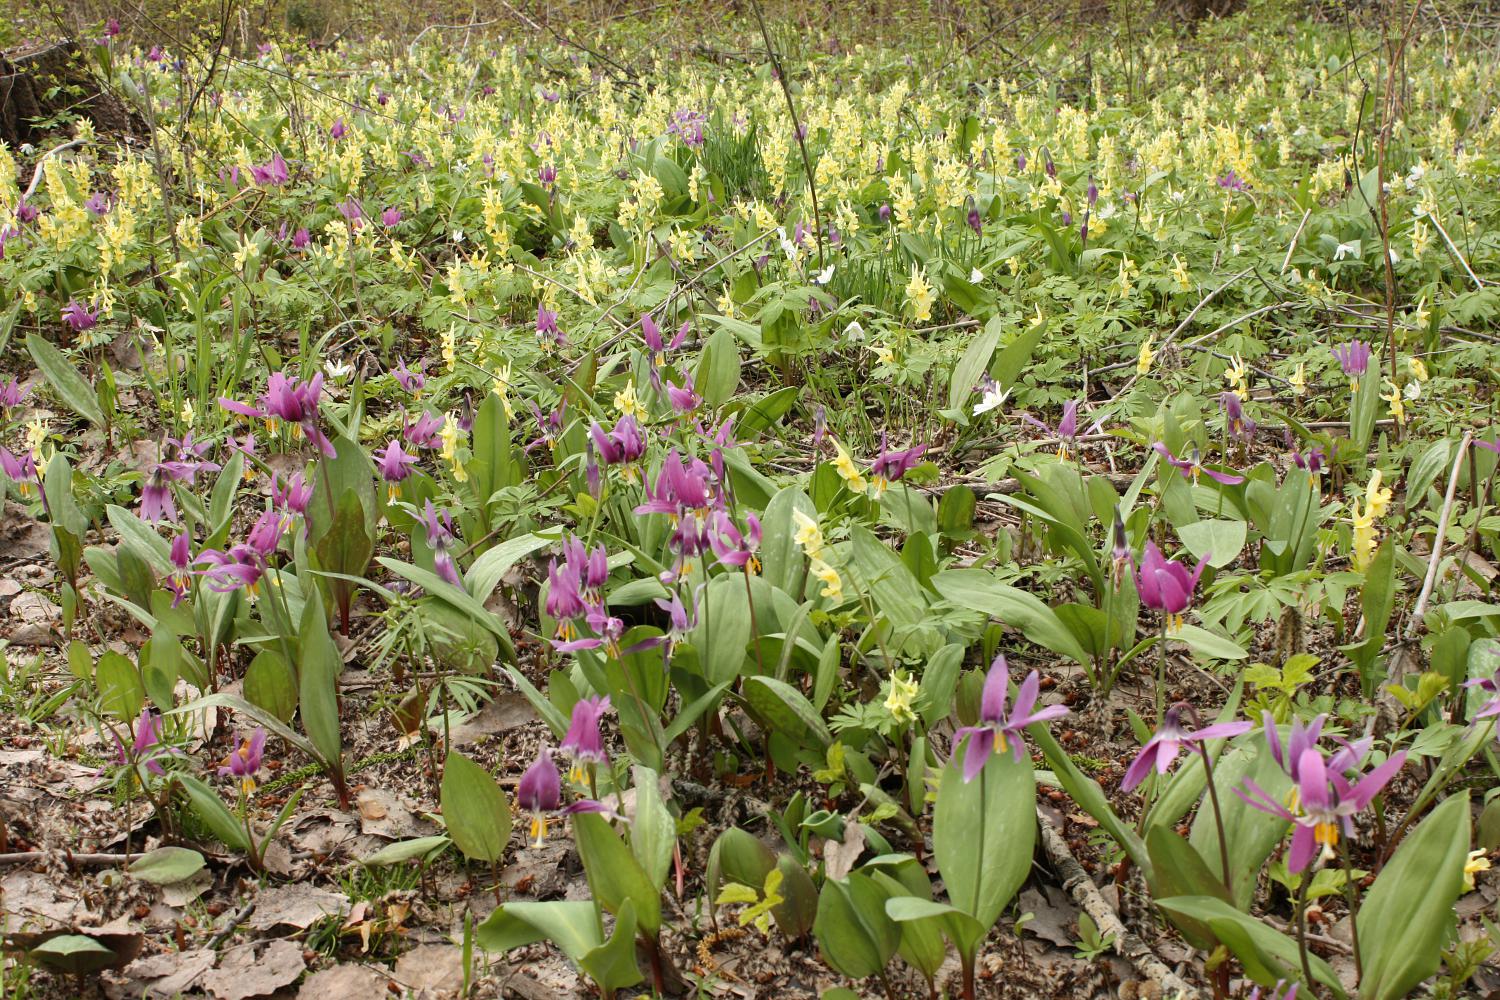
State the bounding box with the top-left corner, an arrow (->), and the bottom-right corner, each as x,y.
105,948 -> 215,1000
443,694 -> 535,746
355,788 -> 438,840
1018,886 -> 1080,948
823,820 -> 866,882
202,939 -> 305,1000
393,943 -> 464,995
246,883 -> 349,931
297,963 -> 390,998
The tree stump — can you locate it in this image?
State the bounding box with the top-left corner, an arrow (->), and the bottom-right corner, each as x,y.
0,40 -> 134,147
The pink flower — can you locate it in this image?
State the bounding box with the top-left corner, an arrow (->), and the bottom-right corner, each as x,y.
1132,540 -> 1208,618
953,655 -> 1068,782
1121,705 -> 1252,790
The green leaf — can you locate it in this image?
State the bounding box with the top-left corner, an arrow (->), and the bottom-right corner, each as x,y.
27,333 -> 104,427
27,935 -> 121,975
440,751 -> 512,863
932,751 -> 1034,956
932,569 -> 1089,666
743,676 -> 832,750
464,530 -> 559,601
1156,896 -> 1344,997
297,592 -> 345,784
629,765 -> 675,890
814,872 -> 899,979
946,316 -> 1002,412
95,650 -> 145,721
477,900 -> 643,991
688,571 -> 752,686
363,835 -> 451,867
1346,539 -> 1397,692
1177,519 -> 1247,569
572,809 -> 662,934
127,846 -> 206,885
759,487 -> 818,596
1357,792 -> 1469,1000
1175,624 -> 1248,661
106,505 -> 173,574
990,322 -> 1046,389
243,649 -> 297,723
378,557 -> 516,663
176,773 -> 249,851
307,435 -> 376,546
696,326 -> 742,406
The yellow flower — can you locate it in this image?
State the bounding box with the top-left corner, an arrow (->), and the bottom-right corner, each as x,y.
1381,381 -> 1406,426
1224,354 -> 1249,398
870,343 -> 895,367
180,399 -> 196,427
24,417 -> 49,461
442,325 -> 457,372
810,557 -> 843,601
1365,469 -> 1392,520
439,413 -> 467,483
1137,335 -> 1155,375
1170,254 -> 1192,291
492,363 -> 516,419
883,670 -> 920,725
1351,469 -> 1392,571
614,382 -> 647,421
904,265 -> 935,324
1464,849 -> 1491,892
832,439 -> 868,494
1289,363 -> 1308,397
1407,356 -> 1428,382
792,510 -> 825,560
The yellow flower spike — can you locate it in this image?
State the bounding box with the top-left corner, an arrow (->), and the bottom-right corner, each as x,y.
831,440 -> 868,493
1289,363 -> 1308,397
1407,356 -> 1428,382
530,815 -> 547,848
1464,849 -> 1490,892
792,510 -> 825,559
883,670 -> 920,725
1137,335 -> 1156,375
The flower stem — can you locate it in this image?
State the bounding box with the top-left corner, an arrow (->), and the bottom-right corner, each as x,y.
1339,836 -> 1364,982
1295,867 -> 1315,993
1196,742 -> 1233,895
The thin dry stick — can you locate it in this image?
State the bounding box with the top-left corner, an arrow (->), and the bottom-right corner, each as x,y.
749,0 -> 825,270
1281,208 -> 1312,273
1036,810 -> 1200,1000
1109,268 -> 1254,394
1407,431 -> 1472,639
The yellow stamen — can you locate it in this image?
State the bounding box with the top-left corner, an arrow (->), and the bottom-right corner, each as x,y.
530,815 -> 547,848
1314,821 -> 1338,848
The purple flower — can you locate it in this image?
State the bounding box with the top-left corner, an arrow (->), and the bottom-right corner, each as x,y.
0,446 -> 37,495
219,372 -> 334,457
291,227 -> 311,250
140,434 -> 220,523
666,373 -> 702,415
250,152 -> 289,187
1133,540 -> 1208,624
392,359 -> 425,396
1021,400 -> 1080,459
336,198 -> 363,227
329,118 -> 347,140
538,164 -> 557,188
953,655 -> 1069,782
1121,705 -> 1252,791
1220,392 -> 1256,442
219,728 -> 267,793
518,748 -> 562,846
878,203 -> 891,223
524,400 -> 567,453
164,533 -> 194,606
667,109 -> 707,148
15,199 -> 38,225
380,206 -> 403,227
272,472 -> 312,518
589,414 -> 645,470
115,708 -> 169,775
1217,170 -> 1247,192
1238,743 -> 1405,872
967,206 -> 982,235
377,440 -> 418,490
84,191 -> 111,216
1332,340 -> 1372,381
147,45 -> 164,62
634,450 -> 714,522
403,411 -> 443,450
62,300 -> 99,332
0,378 -> 31,412
708,511 -> 762,572
561,696 -> 611,771
1153,442 -> 1245,486
245,508 -> 287,557
641,313 -> 690,363
1464,677 -> 1500,720
417,500 -> 461,586
196,545 -> 265,593
870,433 -> 926,492
536,303 -> 563,349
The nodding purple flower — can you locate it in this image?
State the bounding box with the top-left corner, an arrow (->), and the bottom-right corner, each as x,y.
812,405 -> 828,453
1021,400 -> 1081,459
1332,340 -> 1372,382
250,152 -> 289,187
1121,704 -> 1252,791
621,587 -> 700,665
1015,151 -> 1028,172
1463,677 -> 1500,721
0,378 -> 31,411
1087,179 -> 1099,207
1132,540 -> 1208,626
1238,739 -> 1406,873
1044,155 -> 1057,179
589,414 -> 645,472
273,472 -> 312,519
403,410 -> 443,450
0,224 -> 17,261
541,89 -> 560,103
0,446 -> 38,494
641,313 -> 691,363
708,511 -> 762,572
376,90 -> 389,106
667,109 -> 707,148
870,433 -> 927,493
392,358 -> 425,396
966,205 -> 982,235
147,44 -> 165,61
418,500 -> 461,586
218,372 -> 335,458
15,198 -> 38,224
525,399 -> 567,453
878,203 -> 892,223
634,449 -> 715,522
336,198 -> 363,226
536,303 -> 562,349
1110,507 -> 1131,583
953,655 -> 1069,782
115,708 -> 169,775
380,206 -> 403,227
1219,392 -> 1256,442
1153,441 -> 1245,486
140,434 -> 220,523
1061,211 -> 1073,227
561,696 -> 611,773
1292,444 -> 1326,481
219,728 -> 267,793
104,17 -> 122,37
166,533 -> 193,606
245,508 -> 287,557
1217,170 -> 1247,192
376,440 -> 418,493
329,118 -> 347,140
666,373 -> 702,415
197,544 -> 266,593
291,227 -> 311,250
62,300 -> 99,332
84,191 -> 111,216
518,748 -> 562,846
538,163 -> 557,189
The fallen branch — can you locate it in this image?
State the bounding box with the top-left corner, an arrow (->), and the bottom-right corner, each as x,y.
207,900 -> 257,949
1036,810 -> 1200,1000
0,850 -> 143,866
1407,430 -> 1471,638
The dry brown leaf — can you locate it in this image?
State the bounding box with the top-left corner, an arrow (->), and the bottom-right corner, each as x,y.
823,820 -> 866,882
245,883 -> 349,931
297,963 -> 390,998
202,939 -> 306,1000
393,943 -> 465,996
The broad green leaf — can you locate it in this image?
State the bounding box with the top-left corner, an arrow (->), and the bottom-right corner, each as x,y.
95,650 -> 145,721
27,333 -> 104,426
127,846 -> 206,885
696,325 -> 742,405
1175,624 -> 1248,661
1177,518 -> 1247,569
243,649 -> 297,723
946,316 -> 1002,412
297,592 -> 344,784
1357,792 -> 1469,1000
464,530 -> 559,601
932,751 -> 1034,956
932,569 -> 1089,666
176,773 -> 249,851
1156,896 -> 1344,997
440,751 -> 512,863
743,675 -> 832,750
363,835 -> 451,867
572,809 -> 662,934
629,765 -> 675,890
813,872 -> 899,979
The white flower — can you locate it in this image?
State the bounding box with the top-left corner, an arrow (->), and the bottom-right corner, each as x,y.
324,359 -> 354,382
973,383 -> 1010,415
969,267 -> 984,283
843,320 -> 865,342
1403,380 -> 1422,401
1334,240 -> 1360,261
814,265 -> 835,285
